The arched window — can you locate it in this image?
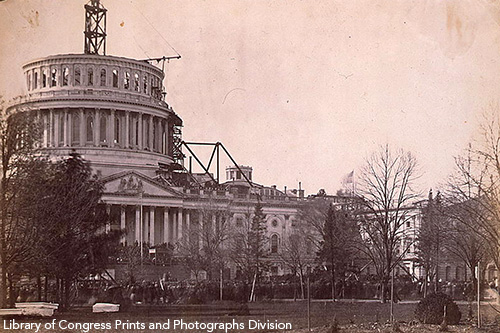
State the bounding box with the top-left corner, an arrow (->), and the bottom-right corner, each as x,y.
124,72 -> 130,89
34,72 -> 38,89
72,114 -> 80,144
143,75 -> 148,93
86,115 -> 94,143
88,67 -> 94,86
100,115 -> 107,144
112,70 -> 118,87
271,234 -> 279,254
100,69 -> 106,86
51,68 -> 57,87
114,117 -> 120,144
445,266 -> 452,281
134,73 -> 140,92
74,67 -> 81,86
62,67 -> 69,86
42,69 -> 48,88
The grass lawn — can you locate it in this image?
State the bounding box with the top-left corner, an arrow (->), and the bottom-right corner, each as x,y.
1,300 -> 499,332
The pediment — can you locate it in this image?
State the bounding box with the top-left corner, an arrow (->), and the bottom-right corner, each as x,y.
102,171 -> 181,197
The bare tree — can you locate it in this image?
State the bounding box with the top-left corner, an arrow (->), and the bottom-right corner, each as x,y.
445,109 -> 500,276
177,198 -> 230,282
279,226 -> 315,299
356,145 -> 420,302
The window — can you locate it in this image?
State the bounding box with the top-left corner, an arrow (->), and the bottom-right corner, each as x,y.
58,114 -> 64,143
62,67 -> 69,86
100,115 -> 107,144
235,217 -> 243,227
124,72 -> 130,89
143,75 -> 148,93
112,70 -> 118,87
406,221 -> 410,228
72,114 -> 80,144
74,67 -> 81,86
51,68 -> 57,87
445,266 -> 452,281
86,115 -> 94,142
88,68 -> 94,86
271,234 -> 279,253
134,73 -> 140,92
27,72 -> 31,91
135,119 -> 139,146
42,69 -> 48,88
34,72 -> 38,89
114,117 -> 120,144
100,69 -> 106,86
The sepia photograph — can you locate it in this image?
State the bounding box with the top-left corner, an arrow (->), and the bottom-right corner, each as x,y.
1,0 -> 500,332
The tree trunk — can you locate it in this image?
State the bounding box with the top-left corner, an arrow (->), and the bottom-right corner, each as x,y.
299,272 -> 305,300
0,174 -> 8,308
44,276 -> 48,301
37,275 -> 42,301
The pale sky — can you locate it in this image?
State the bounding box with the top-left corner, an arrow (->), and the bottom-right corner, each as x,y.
1,0 -> 500,196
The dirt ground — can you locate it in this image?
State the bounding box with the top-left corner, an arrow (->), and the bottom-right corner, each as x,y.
1,300 -> 499,332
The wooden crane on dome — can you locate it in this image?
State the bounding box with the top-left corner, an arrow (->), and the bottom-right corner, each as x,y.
84,0 -> 107,55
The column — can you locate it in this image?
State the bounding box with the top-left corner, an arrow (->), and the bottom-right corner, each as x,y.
94,108 -> 100,146
110,109 -> 115,147
54,111 -> 59,147
49,109 -> 54,147
155,118 -> 160,152
42,111 -> 48,147
148,115 -> 154,150
150,207 -> 155,245
165,120 -> 170,156
135,205 -> 141,243
177,208 -> 183,240
106,205 -> 111,233
138,113 -> 143,150
79,108 -> 85,146
63,109 -> 68,146
120,205 -> 126,244
163,207 -> 169,244
173,210 -> 177,240
198,211 -> 204,248
125,111 -> 130,148
185,210 -> 191,240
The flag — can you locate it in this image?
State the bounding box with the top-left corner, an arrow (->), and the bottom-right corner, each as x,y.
342,170 -> 354,185
341,170 -> 355,195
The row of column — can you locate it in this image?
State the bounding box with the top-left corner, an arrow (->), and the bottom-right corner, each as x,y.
40,108 -> 170,154
123,206 -> 190,246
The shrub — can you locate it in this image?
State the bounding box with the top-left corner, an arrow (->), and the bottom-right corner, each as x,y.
415,292 -> 461,325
